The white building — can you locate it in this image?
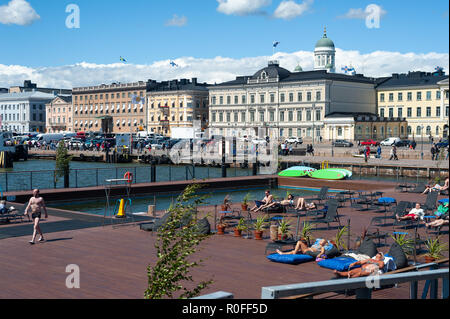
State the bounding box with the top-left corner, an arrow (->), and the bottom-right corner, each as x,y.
314,28 -> 336,73
0,92 -> 55,133
208,60 -> 376,141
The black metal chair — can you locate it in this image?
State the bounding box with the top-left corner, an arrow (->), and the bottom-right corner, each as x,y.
304,186 -> 330,205
308,199 -> 341,230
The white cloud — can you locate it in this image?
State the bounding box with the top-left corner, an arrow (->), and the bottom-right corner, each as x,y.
165,14 -> 188,27
273,0 -> 313,20
339,4 -> 387,20
217,0 -> 271,16
0,49 -> 448,89
0,0 -> 40,26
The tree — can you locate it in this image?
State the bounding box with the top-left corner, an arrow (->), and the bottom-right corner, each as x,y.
145,183 -> 213,299
55,141 -> 72,188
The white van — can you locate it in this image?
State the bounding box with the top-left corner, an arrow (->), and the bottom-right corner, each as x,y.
36,133 -> 65,144
380,137 -> 401,146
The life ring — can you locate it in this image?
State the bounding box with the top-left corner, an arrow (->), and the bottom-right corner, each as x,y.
124,172 -> 133,183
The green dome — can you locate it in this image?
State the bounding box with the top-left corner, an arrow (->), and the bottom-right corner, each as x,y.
294,65 -> 303,72
315,36 -> 335,48
325,63 -> 333,69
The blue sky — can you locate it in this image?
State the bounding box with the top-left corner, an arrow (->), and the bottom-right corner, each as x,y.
0,0 -> 448,67
0,0 -> 448,88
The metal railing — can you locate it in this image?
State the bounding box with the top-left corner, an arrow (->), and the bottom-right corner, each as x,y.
0,165 -> 253,192
261,267 -> 449,299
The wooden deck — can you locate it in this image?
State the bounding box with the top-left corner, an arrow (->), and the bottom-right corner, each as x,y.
0,185 -> 448,299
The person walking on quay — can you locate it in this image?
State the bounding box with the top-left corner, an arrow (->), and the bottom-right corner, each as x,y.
364,145 -> 370,163
389,145 -> 398,161
24,189 -> 48,245
431,144 -> 437,161
376,145 -> 382,159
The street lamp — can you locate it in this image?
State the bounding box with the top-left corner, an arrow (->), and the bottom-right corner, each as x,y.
420,125 -> 424,160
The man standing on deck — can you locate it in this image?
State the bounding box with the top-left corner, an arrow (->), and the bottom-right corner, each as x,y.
24,189 -> 48,245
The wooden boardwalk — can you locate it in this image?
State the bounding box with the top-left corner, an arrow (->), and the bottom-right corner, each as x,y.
0,185 -> 448,299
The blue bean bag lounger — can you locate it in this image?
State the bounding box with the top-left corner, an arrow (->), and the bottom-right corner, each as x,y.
266,253 -> 314,265
317,256 -> 361,272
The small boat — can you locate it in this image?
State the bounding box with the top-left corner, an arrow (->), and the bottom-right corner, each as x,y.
326,168 -> 353,179
308,169 -> 345,180
278,166 -> 316,177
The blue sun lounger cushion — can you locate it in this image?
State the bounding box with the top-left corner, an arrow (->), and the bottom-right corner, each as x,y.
317,256 -> 360,272
266,253 -> 314,265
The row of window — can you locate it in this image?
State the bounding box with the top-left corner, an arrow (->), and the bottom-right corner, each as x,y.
48,107 -> 71,114
211,91 -> 322,105
379,90 -> 448,103
48,117 -> 72,124
1,113 -> 44,122
0,104 -> 44,110
149,101 -> 207,109
211,109 -> 322,123
379,106 -> 449,118
74,91 -> 144,101
74,105 -> 144,114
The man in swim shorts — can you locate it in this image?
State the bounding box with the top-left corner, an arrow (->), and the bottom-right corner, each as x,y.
333,253 -> 385,278
24,189 -> 48,245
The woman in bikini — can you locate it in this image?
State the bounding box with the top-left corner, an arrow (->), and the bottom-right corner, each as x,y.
276,238 -> 328,256
24,189 -> 48,245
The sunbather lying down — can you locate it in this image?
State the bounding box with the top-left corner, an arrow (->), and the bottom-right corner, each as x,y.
264,194 -> 317,211
277,238 -> 328,256
334,253 -> 385,279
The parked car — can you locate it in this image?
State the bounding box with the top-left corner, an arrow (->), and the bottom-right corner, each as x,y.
360,139 -> 380,146
285,137 -> 303,144
380,137 -> 401,146
332,139 -> 354,147
395,139 -> 411,147
252,138 -> 267,145
436,139 -> 449,148
69,139 -> 83,148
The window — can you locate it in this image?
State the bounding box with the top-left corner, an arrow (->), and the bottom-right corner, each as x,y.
398,108 -> 403,118
380,108 -> 385,117
288,128 -> 293,137
407,92 -> 412,101
211,97 -> 216,105
398,93 -> 403,101
234,112 -> 238,122
226,113 -> 231,122
436,91 -> 441,100
297,128 -> 302,137
426,107 -> 431,117
219,96 -> 223,105
426,126 -> 431,135
389,108 -> 394,118
269,111 -> 274,122
212,113 -> 216,122
417,92 -> 422,101
234,96 -> 238,104
241,112 -> 246,122
259,112 -> 264,122
260,94 -> 265,104
289,93 -> 294,102
242,95 -> 246,104
338,127 -> 343,136
407,107 -> 412,118
297,110 -> 302,121
426,91 -> 432,100
436,106 -> 441,117
280,94 -> 285,103
307,92 -> 312,101
250,112 -> 255,122
417,107 -> 422,117
280,111 -> 285,122
315,109 -> 321,121
407,126 -> 412,135
417,126 -> 422,135
316,91 -> 321,101
306,110 -> 311,121
219,113 -> 223,122
227,96 -> 231,105
270,94 -> 275,103
288,111 -> 293,121
389,93 -> 394,102
250,95 -> 255,104
380,93 -> 385,102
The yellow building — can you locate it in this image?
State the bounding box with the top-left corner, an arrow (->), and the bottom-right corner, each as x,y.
377,71 -> 449,139
46,96 -> 73,133
147,78 -> 209,136
72,81 -> 147,134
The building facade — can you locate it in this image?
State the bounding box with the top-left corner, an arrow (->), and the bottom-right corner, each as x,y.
323,112 -> 407,141
0,92 -> 55,133
376,71 -> 449,139
146,78 -> 209,136
208,61 -> 376,140
46,96 -> 73,133
72,81 -> 147,134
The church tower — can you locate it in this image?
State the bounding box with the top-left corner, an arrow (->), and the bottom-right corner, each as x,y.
314,27 -> 336,73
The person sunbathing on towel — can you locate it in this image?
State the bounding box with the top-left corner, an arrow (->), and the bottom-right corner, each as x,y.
250,190 -> 274,213
333,253 -> 385,279
423,177 -> 449,194
426,211 -> 449,228
295,197 -> 317,211
276,238 -> 328,256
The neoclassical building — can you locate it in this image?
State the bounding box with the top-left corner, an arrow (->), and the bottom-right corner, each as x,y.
208,60 -> 377,140
376,70 -> 449,139
46,96 -> 73,133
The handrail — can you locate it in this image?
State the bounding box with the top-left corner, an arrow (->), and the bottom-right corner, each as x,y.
261,268 -> 449,299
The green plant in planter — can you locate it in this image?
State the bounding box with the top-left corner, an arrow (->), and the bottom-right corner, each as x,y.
253,216 -> 267,232
300,221 -> 313,243
334,226 -> 349,251
278,218 -> 291,238
424,236 -> 448,260
242,193 -> 252,207
235,218 -> 248,232
390,233 -> 415,255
